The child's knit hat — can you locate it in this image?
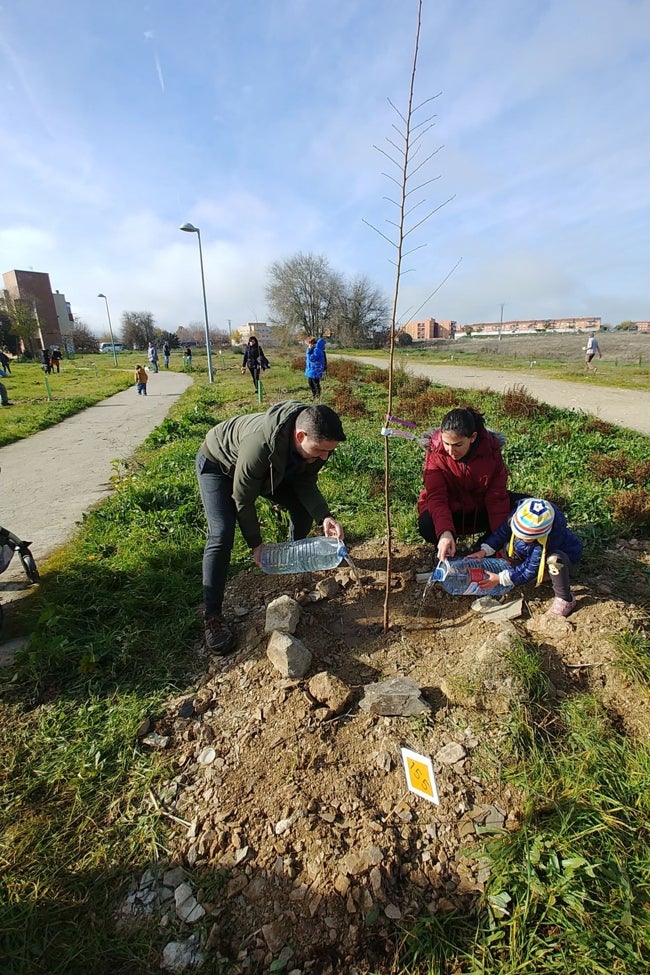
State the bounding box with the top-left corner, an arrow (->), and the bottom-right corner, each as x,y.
509,498 -> 555,585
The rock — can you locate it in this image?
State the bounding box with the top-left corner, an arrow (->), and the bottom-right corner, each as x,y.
261,921 -> 286,953
472,596 -> 524,622
526,613 -> 575,635
161,934 -> 206,971
141,731 -> 169,750
435,742 -> 466,765
198,747 -> 216,765
174,882 -> 205,923
315,578 -> 340,598
265,595 -> 301,634
307,672 -> 354,715
267,632 -> 312,678
358,676 -> 429,716
384,903 -> 402,919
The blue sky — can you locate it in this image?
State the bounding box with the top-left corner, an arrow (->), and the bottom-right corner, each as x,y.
1,0 -> 649,335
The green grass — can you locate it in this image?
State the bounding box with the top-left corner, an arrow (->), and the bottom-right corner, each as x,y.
398,697 -> 650,975
341,334 -> 650,391
1,356 -> 649,974
0,350 -> 216,447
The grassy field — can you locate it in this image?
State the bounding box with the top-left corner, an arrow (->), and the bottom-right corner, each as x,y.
0,356 -> 649,974
0,350 -> 223,448
352,331 -> 650,391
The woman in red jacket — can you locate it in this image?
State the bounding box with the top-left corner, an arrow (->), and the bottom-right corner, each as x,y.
417,407 -> 523,562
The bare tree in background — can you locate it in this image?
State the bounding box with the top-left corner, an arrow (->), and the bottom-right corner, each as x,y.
335,275 -> 390,348
266,252 -> 342,339
364,0 -> 454,630
120,311 -> 157,350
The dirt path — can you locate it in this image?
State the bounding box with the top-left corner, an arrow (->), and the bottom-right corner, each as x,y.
339,356 -> 650,436
0,371 -> 192,586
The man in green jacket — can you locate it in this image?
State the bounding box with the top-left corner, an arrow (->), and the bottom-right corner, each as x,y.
196,401 -> 346,654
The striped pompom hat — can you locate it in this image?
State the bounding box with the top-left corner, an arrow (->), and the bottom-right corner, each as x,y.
509,498 -> 555,585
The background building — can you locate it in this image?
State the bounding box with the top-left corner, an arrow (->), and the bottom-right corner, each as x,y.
2,269 -> 64,351
52,290 -> 75,350
401,318 -> 457,341
236,322 -> 276,346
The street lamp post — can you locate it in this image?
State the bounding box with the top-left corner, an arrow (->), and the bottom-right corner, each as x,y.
499,303 -> 504,342
179,222 -> 214,383
97,293 -> 118,366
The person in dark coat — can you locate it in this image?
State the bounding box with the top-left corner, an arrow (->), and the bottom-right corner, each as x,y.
241,336 -> 270,391
195,401 -> 345,655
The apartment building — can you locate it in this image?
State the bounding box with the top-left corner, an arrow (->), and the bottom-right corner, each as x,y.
401,317 -> 457,341
236,322 -> 276,346
2,269 -> 64,350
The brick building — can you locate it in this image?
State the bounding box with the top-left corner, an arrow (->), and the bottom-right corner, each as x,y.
2,269 -> 64,351
401,317 -> 457,341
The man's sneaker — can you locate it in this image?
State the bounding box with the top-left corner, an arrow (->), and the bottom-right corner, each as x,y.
204,614 -> 235,655
546,596 -> 577,618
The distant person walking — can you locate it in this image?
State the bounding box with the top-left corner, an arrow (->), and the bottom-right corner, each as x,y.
41,348 -> 52,374
50,348 -> 62,373
584,333 -> 602,372
0,350 -> 13,375
147,342 -> 159,374
163,341 -> 171,369
305,337 -> 327,401
134,364 -> 148,396
241,336 -> 270,392
184,346 -> 193,369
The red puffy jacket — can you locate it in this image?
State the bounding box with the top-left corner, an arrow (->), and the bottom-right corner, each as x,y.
417,429 -> 511,538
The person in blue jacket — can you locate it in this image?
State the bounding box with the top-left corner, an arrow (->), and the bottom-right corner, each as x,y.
305,336 -> 326,400
467,497 -> 583,617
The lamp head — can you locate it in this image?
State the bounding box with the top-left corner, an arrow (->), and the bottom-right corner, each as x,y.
97,293 -> 106,298
180,223 -> 199,233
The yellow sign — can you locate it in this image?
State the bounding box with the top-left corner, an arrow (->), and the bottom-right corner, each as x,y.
401,747 -> 440,804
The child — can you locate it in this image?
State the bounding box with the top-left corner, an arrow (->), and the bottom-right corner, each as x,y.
468,497 -> 583,617
134,364 -> 148,396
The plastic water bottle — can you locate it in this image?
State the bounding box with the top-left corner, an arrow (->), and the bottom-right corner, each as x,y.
259,537 -> 348,574
432,557 -> 513,596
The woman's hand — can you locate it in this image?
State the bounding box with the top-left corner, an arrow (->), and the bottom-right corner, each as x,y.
241,367 -> 246,374
466,550 -> 486,560
322,517 -> 344,541
436,531 -> 456,561
252,544 -> 264,568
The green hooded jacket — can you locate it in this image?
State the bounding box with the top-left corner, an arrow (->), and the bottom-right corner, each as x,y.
201,400 -> 333,548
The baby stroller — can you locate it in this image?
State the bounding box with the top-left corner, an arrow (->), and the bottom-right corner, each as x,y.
0,526 -> 39,631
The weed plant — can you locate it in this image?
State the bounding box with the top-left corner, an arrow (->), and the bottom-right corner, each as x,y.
1,358 -> 649,974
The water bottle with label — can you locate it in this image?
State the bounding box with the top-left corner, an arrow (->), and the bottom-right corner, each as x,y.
259,537 -> 348,574
432,557 -> 513,596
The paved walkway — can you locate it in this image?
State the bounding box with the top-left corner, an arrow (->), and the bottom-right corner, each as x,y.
338,356 -> 650,436
0,371 -> 193,588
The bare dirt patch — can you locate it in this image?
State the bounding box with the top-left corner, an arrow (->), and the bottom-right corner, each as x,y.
134,539 -> 649,974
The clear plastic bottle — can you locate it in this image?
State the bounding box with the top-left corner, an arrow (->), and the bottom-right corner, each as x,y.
432,557 -> 513,596
259,537 -> 348,574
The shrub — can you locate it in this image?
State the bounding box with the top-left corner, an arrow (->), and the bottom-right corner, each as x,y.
500,384 -> 550,418
327,360 -> 363,383
583,417 -> 615,435
606,486 -> 650,529
331,384 -> 366,418
588,452 -> 650,485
